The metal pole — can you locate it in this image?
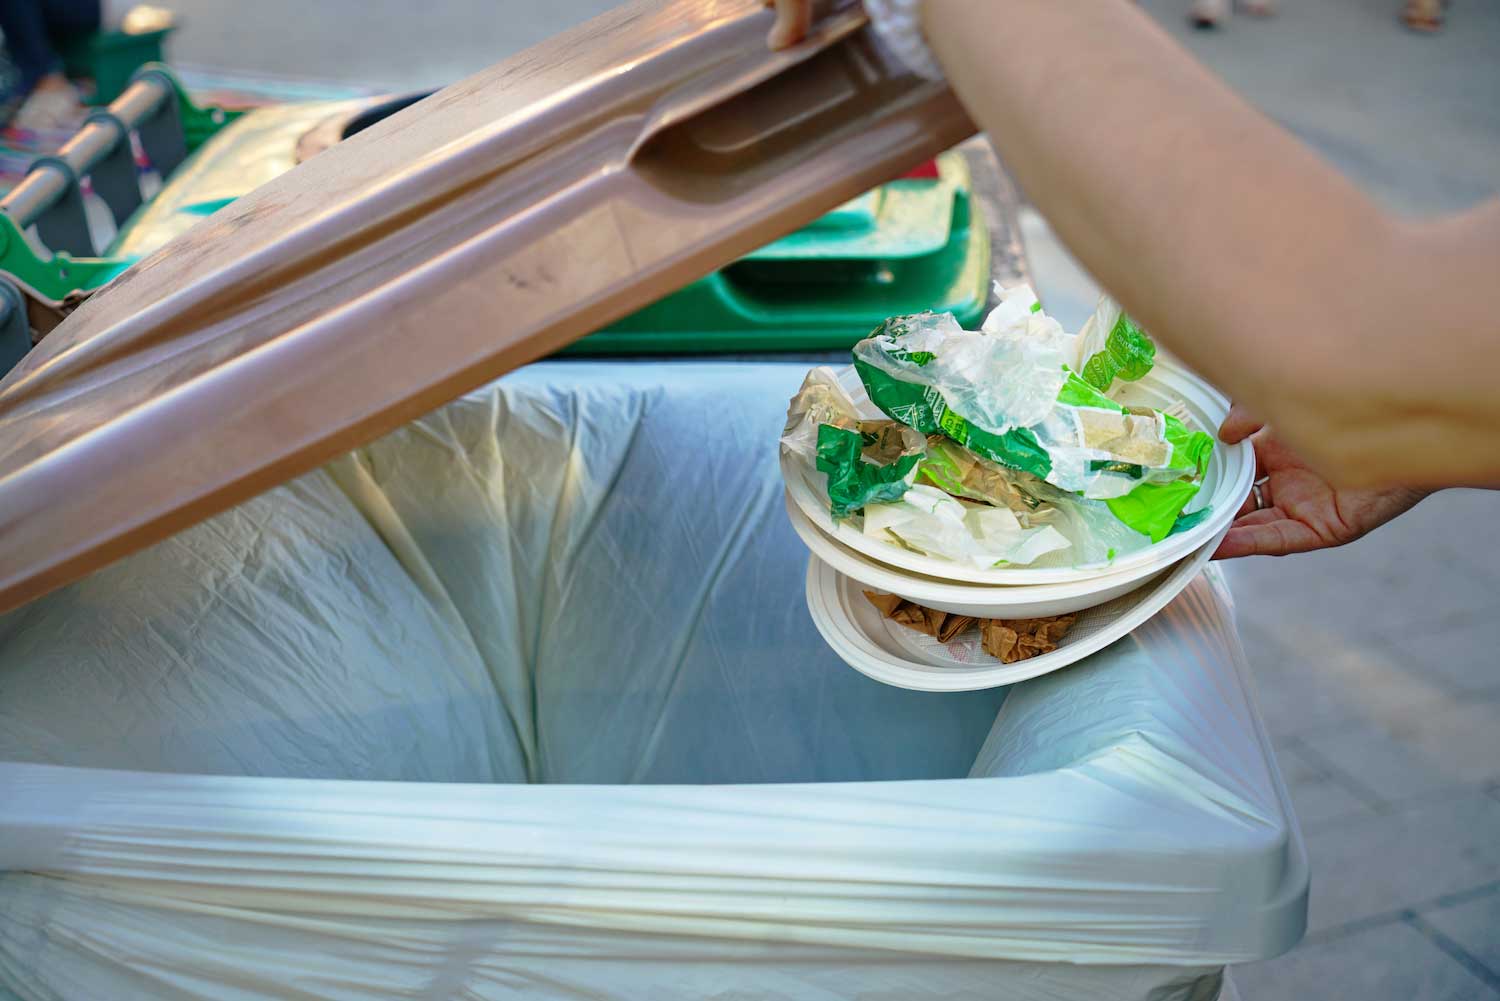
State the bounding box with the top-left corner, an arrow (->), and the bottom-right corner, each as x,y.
0,75 -> 173,231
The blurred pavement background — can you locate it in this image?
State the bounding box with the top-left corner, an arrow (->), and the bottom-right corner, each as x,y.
157,1 -> 1500,997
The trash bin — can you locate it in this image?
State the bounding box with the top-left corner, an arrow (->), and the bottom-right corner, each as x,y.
0,363 -> 1304,1000
0,5 -> 1307,997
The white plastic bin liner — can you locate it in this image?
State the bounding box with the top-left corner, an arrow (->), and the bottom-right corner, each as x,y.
0,364 -> 1005,785
0,363 -> 1304,1000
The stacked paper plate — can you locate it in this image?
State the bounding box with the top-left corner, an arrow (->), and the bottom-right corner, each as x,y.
782,361 -> 1255,691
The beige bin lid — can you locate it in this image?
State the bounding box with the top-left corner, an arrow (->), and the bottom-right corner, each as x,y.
0,0 -> 974,614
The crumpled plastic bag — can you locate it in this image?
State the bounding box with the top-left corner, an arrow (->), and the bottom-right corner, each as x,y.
1072,295 -> 1157,391
782,370 -> 928,518
853,300 -> 1070,438
863,484 -> 1072,569
817,421 -> 926,519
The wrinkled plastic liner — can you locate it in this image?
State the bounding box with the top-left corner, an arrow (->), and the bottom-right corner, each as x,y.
0,364 -> 1302,1001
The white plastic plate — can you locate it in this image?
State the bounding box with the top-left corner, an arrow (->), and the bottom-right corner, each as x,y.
782,361 -> 1254,585
785,492 -> 1170,618
804,528 -> 1227,692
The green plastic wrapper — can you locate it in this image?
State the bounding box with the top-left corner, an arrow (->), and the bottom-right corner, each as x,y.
851,354 -> 1054,480
1060,371 -> 1216,542
1077,305 -> 1156,391
815,422 -> 924,519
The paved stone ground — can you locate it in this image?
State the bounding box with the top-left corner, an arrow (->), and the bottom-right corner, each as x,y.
155,1 -> 1500,996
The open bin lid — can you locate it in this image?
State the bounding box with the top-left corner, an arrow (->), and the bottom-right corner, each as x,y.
0,0 -> 975,614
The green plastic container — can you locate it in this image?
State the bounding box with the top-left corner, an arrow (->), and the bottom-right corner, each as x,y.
566,151 -> 990,354
62,27 -> 175,105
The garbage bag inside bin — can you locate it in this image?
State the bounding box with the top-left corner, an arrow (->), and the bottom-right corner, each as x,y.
0,363 -> 1305,1001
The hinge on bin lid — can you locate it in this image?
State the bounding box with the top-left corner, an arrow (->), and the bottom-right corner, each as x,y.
130,64 -> 244,158
0,0 -> 977,614
23,157 -> 94,260
82,109 -> 146,224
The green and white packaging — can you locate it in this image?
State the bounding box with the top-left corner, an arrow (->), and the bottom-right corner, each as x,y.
852,287 -> 1214,543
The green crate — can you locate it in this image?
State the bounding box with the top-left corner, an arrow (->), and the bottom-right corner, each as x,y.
563,152 -> 991,355
61,26 -> 175,105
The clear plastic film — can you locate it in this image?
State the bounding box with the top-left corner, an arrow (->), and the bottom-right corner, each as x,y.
853,296 -> 1071,435
1072,294 -> 1157,391
780,367 -> 860,462
862,484 -> 1073,568
916,437 -> 1153,565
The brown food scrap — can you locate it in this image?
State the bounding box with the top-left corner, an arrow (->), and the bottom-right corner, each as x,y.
864,592 -> 945,638
980,614 -> 1077,664
934,613 -> 978,643
857,420 -> 925,466
979,620 -> 1020,662
894,603 -> 935,634
862,590 -> 905,617
863,591 -> 1072,658
862,591 -> 974,641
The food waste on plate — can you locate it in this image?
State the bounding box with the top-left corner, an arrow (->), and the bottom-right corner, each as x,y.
781,284 -> 1216,571
863,590 -> 1077,663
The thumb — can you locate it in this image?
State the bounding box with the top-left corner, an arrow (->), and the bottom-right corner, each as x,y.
1218,403 -> 1265,444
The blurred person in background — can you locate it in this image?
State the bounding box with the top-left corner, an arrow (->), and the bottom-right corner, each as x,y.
1187,0 -> 1275,30
0,0 -> 99,130
1403,0 -> 1445,31
1178,0 -> 1443,34
768,0 -> 1499,560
